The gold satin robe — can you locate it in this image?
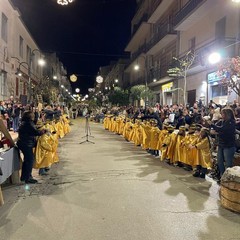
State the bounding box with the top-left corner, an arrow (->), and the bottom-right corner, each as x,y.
195,137 -> 212,169
150,127 -> 160,150
173,134 -> 185,164
141,124 -> 152,150
167,132 -> 178,164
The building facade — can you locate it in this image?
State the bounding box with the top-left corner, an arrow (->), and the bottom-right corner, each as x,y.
0,0 -> 68,104
125,0 -> 240,106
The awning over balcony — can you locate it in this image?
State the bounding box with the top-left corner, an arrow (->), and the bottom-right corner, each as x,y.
125,22 -> 151,52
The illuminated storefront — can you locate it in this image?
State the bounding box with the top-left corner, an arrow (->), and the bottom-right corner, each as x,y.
162,82 -> 173,106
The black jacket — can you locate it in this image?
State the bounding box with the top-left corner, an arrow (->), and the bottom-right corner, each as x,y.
141,112 -> 163,130
17,120 -> 44,148
211,119 -> 236,148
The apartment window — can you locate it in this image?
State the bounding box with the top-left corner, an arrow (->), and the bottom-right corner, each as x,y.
189,37 -> 196,51
212,84 -> 228,97
19,36 -> 24,58
1,13 -> 8,42
0,71 -> 7,96
215,17 -> 226,40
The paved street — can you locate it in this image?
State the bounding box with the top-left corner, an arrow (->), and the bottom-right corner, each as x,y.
0,118 -> 240,240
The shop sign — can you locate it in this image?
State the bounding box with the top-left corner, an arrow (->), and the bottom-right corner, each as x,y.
162,82 -> 173,92
207,71 -> 225,84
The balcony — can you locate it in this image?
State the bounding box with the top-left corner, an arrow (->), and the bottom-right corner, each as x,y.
185,37 -> 236,75
125,20 -> 150,52
174,0 -> 217,31
132,14 -> 149,36
131,76 -> 145,86
148,0 -> 175,23
146,24 -> 177,54
125,45 -> 147,72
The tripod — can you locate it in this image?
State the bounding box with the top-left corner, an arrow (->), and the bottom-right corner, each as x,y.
80,116 -> 95,144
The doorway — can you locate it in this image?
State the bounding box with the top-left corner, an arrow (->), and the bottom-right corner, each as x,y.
187,89 -> 196,107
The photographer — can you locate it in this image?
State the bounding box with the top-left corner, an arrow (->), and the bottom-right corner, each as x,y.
17,111 -> 48,184
210,108 -> 236,178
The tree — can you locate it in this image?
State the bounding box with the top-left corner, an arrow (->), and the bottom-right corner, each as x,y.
130,85 -> 145,102
108,87 -> 129,106
33,76 -> 60,104
217,56 -> 240,97
167,51 -> 196,105
130,84 -> 154,106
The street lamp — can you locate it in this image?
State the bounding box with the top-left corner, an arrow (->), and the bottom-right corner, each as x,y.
134,55 -> 148,109
15,61 -> 31,102
208,52 -> 221,64
75,88 -> 80,93
96,75 -> 103,84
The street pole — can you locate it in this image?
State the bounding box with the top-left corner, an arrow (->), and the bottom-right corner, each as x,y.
28,59 -> 32,105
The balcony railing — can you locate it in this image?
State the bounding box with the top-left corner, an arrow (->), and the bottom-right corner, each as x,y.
192,37 -> 236,67
125,43 -> 147,70
133,76 -> 146,86
132,14 -> 149,36
174,0 -> 206,27
146,23 -> 176,52
149,0 -> 163,17
146,65 -> 170,82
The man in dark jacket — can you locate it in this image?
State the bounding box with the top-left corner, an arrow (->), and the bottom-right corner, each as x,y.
141,107 -> 163,130
17,111 -> 47,184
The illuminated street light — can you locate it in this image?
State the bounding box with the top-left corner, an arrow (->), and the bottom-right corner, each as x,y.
53,75 -> 57,80
208,52 -> 221,64
115,79 -> 119,83
61,85 -> 64,88
75,88 -> 80,93
57,0 -> 73,5
96,75 -> 103,83
70,74 -> 77,82
153,78 -> 157,82
38,58 -> 46,66
134,64 -> 140,71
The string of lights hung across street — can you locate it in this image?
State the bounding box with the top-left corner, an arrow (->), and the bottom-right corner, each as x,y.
57,0 -> 73,6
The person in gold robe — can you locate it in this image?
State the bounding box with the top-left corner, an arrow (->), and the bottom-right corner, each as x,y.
181,125 -> 196,171
167,128 -> 178,164
160,126 -> 174,161
173,126 -> 186,166
141,120 -> 152,150
34,122 -> 59,175
149,119 -> 160,156
190,127 -> 212,179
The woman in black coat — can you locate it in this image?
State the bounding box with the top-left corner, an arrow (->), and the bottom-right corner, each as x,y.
211,108 -> 236,178
17,111 -> 47,184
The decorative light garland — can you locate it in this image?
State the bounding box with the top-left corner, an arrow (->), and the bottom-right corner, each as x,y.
57,0 -> 73,6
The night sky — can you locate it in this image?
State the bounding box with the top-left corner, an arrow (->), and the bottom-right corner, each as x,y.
11,0 -> 136,94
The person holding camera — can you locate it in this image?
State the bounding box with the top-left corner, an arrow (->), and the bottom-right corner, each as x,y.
210,108 -> 236,179
17,111 -> 48,184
